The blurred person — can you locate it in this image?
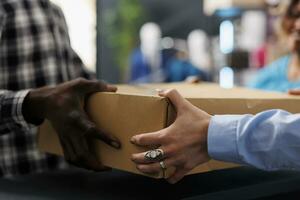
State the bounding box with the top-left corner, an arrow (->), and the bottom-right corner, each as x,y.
264,0 -> 291,64
187,30 -> 212,72
131,88 -> 300,184
0,0 -> 120,177
240,11 -> 267,69
129,22 -> 168,83
165,49 -> 211,82
165,30 -> 212,83
249,0 -> 300,92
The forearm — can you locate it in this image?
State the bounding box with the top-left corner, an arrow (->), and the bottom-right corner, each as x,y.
208,109 -> 300,171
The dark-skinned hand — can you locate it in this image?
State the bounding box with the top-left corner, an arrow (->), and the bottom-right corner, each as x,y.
22,78 -> 121,171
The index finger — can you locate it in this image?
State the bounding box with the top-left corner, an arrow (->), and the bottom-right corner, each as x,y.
131,130 -> 164,147
69,110 -> 121,149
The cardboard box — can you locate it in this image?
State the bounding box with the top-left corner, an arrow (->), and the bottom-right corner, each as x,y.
204,0 -> 265,15
38,83 -> 300,178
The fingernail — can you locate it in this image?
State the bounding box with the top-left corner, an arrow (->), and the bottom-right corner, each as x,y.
155,88 -> 166,95
111,141 -> 121,149
130,137 -> 136,144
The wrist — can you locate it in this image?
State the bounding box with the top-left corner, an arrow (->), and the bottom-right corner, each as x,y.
197,113 -> 211,159
22,88 -> 48,125
203,116 -> 211,153
203,116 -> 211,138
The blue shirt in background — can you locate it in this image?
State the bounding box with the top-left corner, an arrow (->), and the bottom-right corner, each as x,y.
129,48 -> 211,83
165,58 -> 211,82
248,55 -> 300,92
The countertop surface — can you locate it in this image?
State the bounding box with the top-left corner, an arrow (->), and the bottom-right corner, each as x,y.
1,167 -> 300,200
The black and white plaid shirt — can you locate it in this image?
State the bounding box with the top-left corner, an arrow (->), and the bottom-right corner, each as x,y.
0,0 -> 94,177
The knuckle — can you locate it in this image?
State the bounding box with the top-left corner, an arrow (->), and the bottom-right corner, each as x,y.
75,78 -> 87,85
148,165 -> 158,173
46,92 -> 59,105
65,112 -> 87,131
67,110 -> 81,122
131,154 -> 138,162
135,136 -> 144,144
173,158 -> 183,166
153,167 -> 161,173
48,93 -> 73,108
181,154 -> 188,162
164,145 -> 175,157
85,125 -> 98,136
157,132 -> 167,142
176,155 -> 187,166
97,80 -> 106,87
163,134 -> 176,144
184,163 -> 194,171
143,165 -> 152,172
166,89 -> 176,97
170,89 -> 180,96
73,78 -> 90,90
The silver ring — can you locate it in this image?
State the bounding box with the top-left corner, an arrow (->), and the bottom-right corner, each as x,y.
159,161 -> 167,178
144,149 -> 164,162
159,161 -> 167,170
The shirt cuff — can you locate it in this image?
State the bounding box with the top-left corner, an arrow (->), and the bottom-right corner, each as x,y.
0,90 -> 33,130
14,90 -> 33,128
207,115 -> 243,164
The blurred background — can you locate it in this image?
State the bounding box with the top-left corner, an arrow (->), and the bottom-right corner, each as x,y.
51,0 -> 293,89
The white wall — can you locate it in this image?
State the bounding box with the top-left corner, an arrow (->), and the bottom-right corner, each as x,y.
50,0 -> 96,72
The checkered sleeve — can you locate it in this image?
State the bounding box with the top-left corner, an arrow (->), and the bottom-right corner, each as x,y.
0,90 -> 32,133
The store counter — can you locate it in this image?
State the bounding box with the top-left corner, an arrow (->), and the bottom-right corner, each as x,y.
0,167 -> 300,200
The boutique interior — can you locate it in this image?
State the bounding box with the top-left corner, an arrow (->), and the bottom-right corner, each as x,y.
2,0 -> 300,199
95,0 -> 296,93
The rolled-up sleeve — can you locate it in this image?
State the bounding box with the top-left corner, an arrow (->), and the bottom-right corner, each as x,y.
208,110 -> 300,171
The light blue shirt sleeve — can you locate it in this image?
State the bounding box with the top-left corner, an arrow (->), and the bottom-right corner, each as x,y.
208,109 -> 300,171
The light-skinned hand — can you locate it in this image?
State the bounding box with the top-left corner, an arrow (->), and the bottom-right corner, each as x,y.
131,89 -> 211,184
